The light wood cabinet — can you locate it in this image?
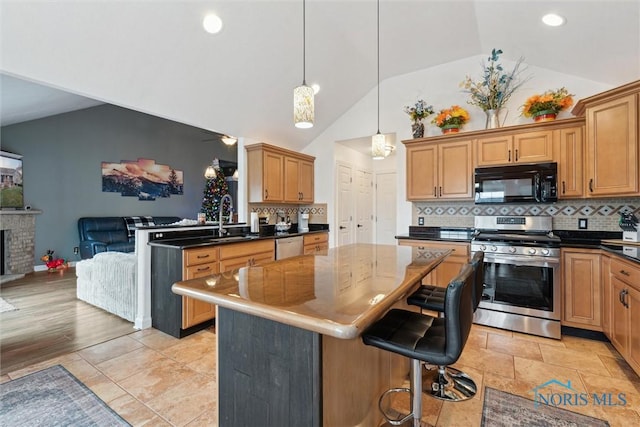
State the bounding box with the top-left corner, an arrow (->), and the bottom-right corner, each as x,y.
573,81 -> 640,197
284,157 -> 314,203
398,239 -> 469,287
246,143 -> 315,204
303,232 -> 329,254
556,126 -> 584,198
606,255 -> 640,376
182,247 -> 219,329
219,239 -> 275,272
406,139 -> 473,201
601,254 -> 612,338
561,248 -> 601,330
476,130 -> 553,166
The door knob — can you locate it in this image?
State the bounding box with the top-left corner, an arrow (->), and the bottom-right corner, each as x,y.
339,226 -> 347,230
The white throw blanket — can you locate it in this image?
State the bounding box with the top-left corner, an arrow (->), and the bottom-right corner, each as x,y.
76,252 -> 137,322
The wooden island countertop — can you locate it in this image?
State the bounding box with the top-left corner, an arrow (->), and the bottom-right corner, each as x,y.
172,243 -> 450,339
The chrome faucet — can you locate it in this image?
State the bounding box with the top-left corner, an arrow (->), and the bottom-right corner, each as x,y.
219,194 -> 233,236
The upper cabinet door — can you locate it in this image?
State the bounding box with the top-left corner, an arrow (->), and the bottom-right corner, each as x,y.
586,93 -> 639,196
439,140 -> 473,199
475,135 -> 512,166
406,144 -> 437,200
298,159 -> 314,203
263,150 -> 285,202
557,126 -> 584,198
513,130 -> 554,163
283,156 -> 301,202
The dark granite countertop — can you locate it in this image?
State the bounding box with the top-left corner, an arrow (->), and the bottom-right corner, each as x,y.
395,227 -> 639,264
148,224 -> 329,249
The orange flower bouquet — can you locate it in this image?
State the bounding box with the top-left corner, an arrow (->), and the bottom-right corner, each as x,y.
432,105 -> 470,133
521,87 -> 574,121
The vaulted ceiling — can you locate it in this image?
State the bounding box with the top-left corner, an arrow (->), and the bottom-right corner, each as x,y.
1,1 -> 638,150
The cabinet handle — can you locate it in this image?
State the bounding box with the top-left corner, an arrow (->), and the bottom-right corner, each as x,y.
622,289 -> 629,308
508,150 -> 511,162
562,181 -> 566,194
433,186 -> 437,196
515,149 -> 519,162
196,254 -> 210,259
589,179 -> 594,192
197,266 -> 211,272
418,246 -> 425,250
299,192 -> 303,200
339,226 -> 346,230
439,186 -> 442,197
265,189 -> 269,199
357,224 -> 363,228
620,269 -> 631,276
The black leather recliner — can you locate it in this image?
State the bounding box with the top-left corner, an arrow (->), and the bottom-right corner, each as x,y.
362,263 -> 475,425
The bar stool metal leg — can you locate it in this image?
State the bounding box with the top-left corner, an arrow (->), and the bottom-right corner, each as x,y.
377,358 -> 423,426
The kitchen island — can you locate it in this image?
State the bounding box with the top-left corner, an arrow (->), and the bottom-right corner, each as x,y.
172,243 -> 450,427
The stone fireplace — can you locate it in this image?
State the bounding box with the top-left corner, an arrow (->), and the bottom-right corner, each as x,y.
1,210 -> 41,277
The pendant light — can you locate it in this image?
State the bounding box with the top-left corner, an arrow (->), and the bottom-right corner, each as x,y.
371,0 -> 386,159
293,0 -> 314,128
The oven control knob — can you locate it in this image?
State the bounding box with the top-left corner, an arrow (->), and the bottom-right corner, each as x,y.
491,246 -> 498,252
541,249 -> 550,256
480,245 -> 487,251
508,247 -> 517,254
528,248 -> 536,255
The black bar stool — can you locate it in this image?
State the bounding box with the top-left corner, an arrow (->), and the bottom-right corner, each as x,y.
405,251 -> 484,401
362,263 -> 475,426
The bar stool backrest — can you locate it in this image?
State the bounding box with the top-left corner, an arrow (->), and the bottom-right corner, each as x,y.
443,263 -> 475,362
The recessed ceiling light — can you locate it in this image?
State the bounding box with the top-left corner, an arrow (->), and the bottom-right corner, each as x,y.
311,84 -> 320,95
203,14 -> 223,34
542,13 -> 566,27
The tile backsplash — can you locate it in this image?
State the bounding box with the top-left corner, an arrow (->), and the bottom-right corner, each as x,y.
248,203 -> 327,224
413,198 -> 640,231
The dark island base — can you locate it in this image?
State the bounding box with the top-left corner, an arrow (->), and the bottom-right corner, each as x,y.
217,306 -> 410,427
218,307 -> 322,427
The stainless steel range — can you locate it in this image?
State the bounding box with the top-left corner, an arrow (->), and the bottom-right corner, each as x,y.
471,216 -> 561,339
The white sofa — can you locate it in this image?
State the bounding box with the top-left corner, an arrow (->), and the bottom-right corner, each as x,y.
76,252 -> 137,322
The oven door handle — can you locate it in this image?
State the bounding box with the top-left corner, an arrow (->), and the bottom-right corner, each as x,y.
479,253 -> 560,268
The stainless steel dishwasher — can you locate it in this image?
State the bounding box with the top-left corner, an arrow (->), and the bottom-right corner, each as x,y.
275,236 -> 304,260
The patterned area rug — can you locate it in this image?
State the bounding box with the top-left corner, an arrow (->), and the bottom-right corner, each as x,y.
0,297 -> 18,313
0,365 -> 130,426
482,387 -> 610,426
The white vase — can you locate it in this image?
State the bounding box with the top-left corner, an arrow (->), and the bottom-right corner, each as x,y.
485,109 -> 502,129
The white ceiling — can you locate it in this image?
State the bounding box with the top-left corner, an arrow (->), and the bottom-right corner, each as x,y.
1,1 -> 638,151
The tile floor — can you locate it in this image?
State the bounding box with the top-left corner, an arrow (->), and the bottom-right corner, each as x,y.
1,324 -> 639,426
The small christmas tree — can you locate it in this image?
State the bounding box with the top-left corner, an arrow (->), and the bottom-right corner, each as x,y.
201,158 -> 231,221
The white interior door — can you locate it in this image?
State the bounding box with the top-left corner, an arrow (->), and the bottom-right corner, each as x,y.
375,171 -> 397,245
336,163 -> 353,246
356,169 -> 373,243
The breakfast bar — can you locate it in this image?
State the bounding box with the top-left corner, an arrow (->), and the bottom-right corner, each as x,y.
172,243 -> 450,427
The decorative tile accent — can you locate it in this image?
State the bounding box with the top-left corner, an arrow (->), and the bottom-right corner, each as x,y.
579,206 -> 595,216
413,198 -> 640,231
248,203 -> 327,224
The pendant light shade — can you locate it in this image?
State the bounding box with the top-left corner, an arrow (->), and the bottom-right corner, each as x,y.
371,132 -> 386,160
294,0 -> 314,128
294,84 -> 314,128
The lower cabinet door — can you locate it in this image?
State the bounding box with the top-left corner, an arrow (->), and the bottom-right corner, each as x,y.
183,297 -> 216,329
610,277 -> 629,355
182,262 -> 219,328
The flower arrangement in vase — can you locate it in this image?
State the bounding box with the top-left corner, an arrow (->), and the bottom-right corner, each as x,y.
432,105 -> 470,134
521,87 -> 574,122
403,99 -> 434,138
460,48 -> 530,128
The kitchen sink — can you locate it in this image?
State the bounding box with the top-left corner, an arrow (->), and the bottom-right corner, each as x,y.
205,235 -> 253,244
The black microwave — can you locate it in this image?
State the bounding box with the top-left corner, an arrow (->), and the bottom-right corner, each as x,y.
474,162 -> 558,204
